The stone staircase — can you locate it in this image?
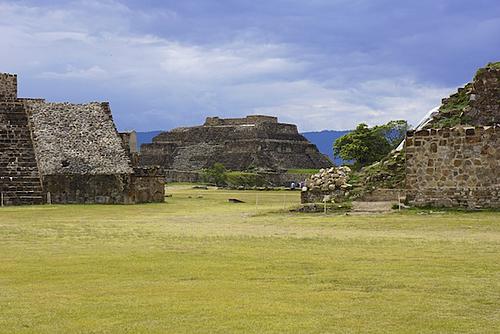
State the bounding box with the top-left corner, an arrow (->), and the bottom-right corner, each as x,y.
0,102 -> 44,205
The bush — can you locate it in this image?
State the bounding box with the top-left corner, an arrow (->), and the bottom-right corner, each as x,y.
202,163 -> 228,186
226,172 -> 267,187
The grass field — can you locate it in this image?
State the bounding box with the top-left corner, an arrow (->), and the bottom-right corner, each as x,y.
0,185 -> 499,333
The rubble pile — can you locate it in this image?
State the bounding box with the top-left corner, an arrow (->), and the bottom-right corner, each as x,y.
301,166 -> 353,203
305,166 -> 353,192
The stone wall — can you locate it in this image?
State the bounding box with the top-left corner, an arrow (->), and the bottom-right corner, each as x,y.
26,101 -> 132,176
0,73 -> 17,101
43,174 -> 133,204
130,167 -> 165,203
43,169 -> 164,204
406,126 -> 499,208
119,131 -> 138,155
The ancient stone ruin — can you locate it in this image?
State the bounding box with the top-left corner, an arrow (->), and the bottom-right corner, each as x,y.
0,73 -> 164,205
301,62 -> 499,209
141,115 -> 332,172
405,62 -> 499,209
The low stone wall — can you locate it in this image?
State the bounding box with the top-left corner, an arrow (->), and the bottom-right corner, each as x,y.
43,174 -> 133,204
406,126 -> 499,208
43,170 -> 165,204
131,167 -> 165,203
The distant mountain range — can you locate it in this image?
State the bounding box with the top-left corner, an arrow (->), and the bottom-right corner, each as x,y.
302,130 -> 351,165
135,129 -> 351,165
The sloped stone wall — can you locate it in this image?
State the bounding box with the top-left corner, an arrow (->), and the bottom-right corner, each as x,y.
26,102 -> 132,176
406,126 -> 499,208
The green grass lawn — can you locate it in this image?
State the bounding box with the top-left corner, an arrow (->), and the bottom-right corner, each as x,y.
0,185 -> 499,333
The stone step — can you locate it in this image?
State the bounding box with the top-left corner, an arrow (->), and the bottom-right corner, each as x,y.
0,104 -> 43,206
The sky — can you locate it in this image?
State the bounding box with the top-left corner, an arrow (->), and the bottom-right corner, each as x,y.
0,0 -> 499,132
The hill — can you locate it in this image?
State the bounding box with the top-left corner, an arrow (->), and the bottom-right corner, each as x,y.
302,130 -> 351,164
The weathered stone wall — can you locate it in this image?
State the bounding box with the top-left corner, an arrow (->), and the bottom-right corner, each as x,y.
140,142 -> 177,167
43,174 -> 133,204
43,169 -> 164,204
406,126 -> 499,208
26,102 -> 132,176
119,131 -> 138,155
130,167 -> 165,203
0,73 -> 17,101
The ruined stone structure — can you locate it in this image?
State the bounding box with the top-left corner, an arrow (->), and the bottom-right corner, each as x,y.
301,166 -> 353,203
0,73 -> 164,205
141,115 -> 332,171
406,126 -> 499,208
427,62 -> 499,128
406,63 -> 500,208
0,74 -> 44,204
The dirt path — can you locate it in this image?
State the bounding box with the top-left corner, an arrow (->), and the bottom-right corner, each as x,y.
351,201 -> 395,214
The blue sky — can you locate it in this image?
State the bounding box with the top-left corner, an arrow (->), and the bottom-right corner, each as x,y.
1,0 -> 499,131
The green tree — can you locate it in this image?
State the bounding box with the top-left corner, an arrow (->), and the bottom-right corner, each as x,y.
334,121 -> 406,169
202,163 -> 228,186
374,120 -> 409,147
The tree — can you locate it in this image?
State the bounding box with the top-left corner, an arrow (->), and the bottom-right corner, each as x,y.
333,120 -> 409,169
374,120 -> 409,147
202,163 -> 228,186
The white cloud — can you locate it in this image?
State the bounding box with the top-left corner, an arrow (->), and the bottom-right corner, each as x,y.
0,0 -> 456,131
39,65 -> 108,79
